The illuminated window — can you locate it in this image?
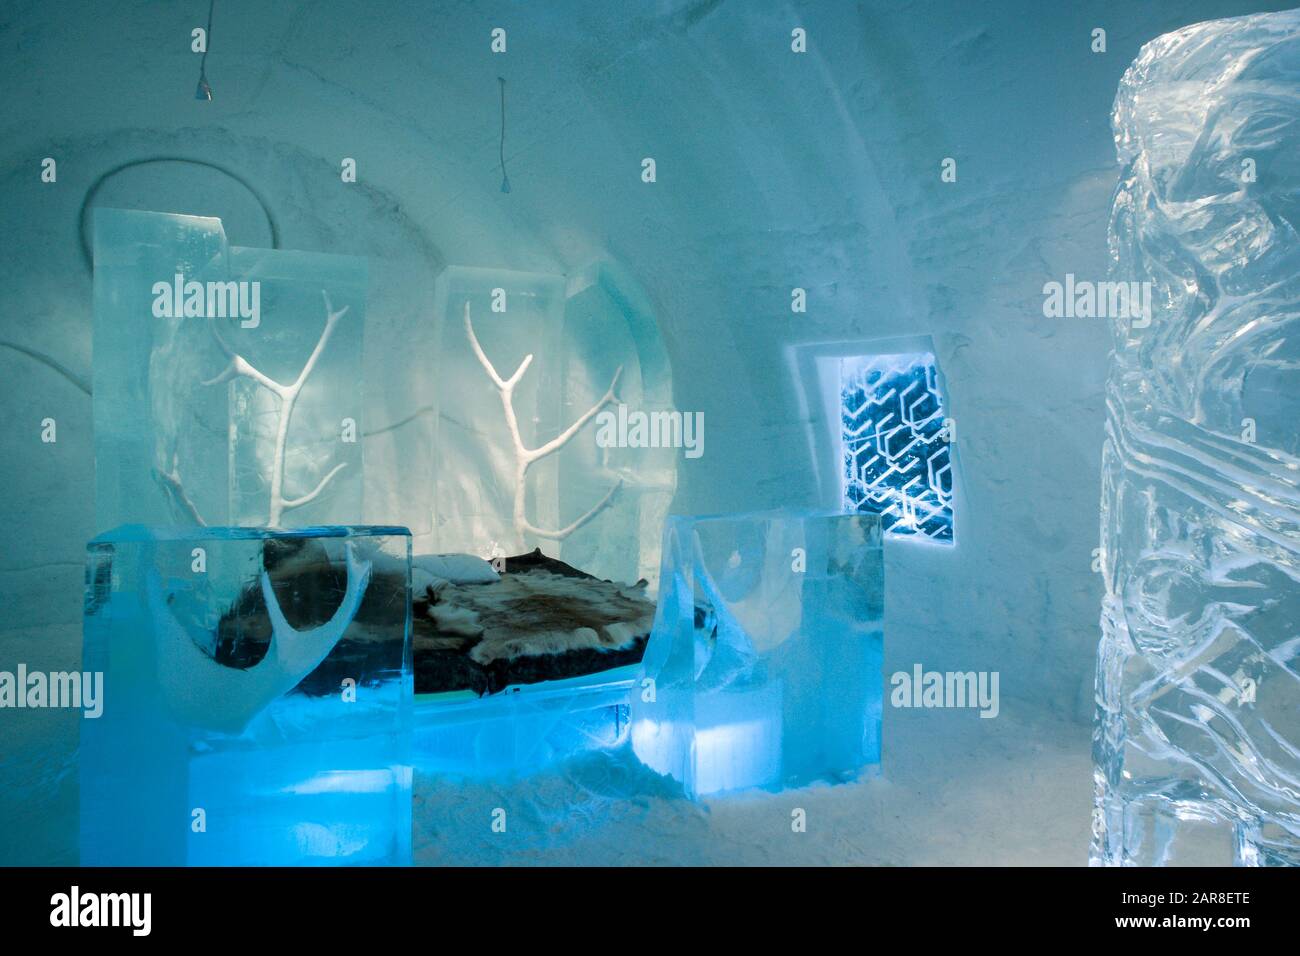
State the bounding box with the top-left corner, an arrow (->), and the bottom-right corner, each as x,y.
841,353 -> 953,542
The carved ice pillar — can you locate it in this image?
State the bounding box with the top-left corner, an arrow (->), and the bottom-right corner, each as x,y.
1093,11 -> 1300,866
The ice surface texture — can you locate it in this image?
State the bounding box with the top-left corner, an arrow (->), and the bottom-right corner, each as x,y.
93,209 -> 365,530
632,512 -> 883,798
431,265 -> 676,585
841,353 -> 953,541
1094,11 -> 1300,866
414,672 -> 634,779
80,525 -> 412,865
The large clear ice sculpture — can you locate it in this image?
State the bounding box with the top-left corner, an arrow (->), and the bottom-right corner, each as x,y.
1094,11 -> 1300,866
93,208 -> 366,530
631,512 -> 883,798
80,525 -> 412,865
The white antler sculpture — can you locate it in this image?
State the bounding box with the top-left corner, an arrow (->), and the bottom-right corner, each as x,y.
146,541 -> 372,734
465,302 -> 622,541
202,291 -> 350,525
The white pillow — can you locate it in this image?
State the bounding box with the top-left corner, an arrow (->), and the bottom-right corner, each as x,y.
413,553 -> 500,591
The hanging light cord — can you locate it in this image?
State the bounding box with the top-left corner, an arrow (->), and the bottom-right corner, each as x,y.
498,76 -> 511,193
197,0 -> 215,96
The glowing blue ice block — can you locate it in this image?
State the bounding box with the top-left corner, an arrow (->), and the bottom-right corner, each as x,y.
631,512 -> 883,797
93,208 -> 365,531
79,525 -> 412,866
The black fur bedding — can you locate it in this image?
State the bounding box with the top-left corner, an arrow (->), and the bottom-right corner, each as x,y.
212,541 -> 655,698
413,549 -> 655,696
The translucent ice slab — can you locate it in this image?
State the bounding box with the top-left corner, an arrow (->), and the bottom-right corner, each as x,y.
79,525 -> 411,866
631,512 -> 883,798
430,264 -> 677,585
1094,11 -> 1300,866
431,266 -> 568,558
414,667 -> 636,778
93,209 -> 366,530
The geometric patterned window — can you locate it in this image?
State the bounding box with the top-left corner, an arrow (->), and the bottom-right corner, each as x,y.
840,353 -> 953,542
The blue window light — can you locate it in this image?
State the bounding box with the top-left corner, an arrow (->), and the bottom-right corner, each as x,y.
841,353 -> 953,543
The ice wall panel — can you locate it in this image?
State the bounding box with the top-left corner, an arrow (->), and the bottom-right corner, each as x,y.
92,209 -> 365,530
559,267 -> 677,586
431,266 -> 565,558
432,264 -> 675,585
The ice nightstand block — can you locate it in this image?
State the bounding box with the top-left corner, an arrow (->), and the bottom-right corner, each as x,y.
79,525 -> 412,866
631,512 -> 884,798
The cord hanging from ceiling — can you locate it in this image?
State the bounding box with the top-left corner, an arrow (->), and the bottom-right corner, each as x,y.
195,0 -> 215,100
498,76 -> 511,193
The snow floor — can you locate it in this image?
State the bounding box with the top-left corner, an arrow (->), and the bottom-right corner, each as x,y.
414,702 -> 1092,866
0,682 -> 1090,865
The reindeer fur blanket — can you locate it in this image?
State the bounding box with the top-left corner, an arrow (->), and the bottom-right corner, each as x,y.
214,543 -> 654,698
414,549 -> 655,695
